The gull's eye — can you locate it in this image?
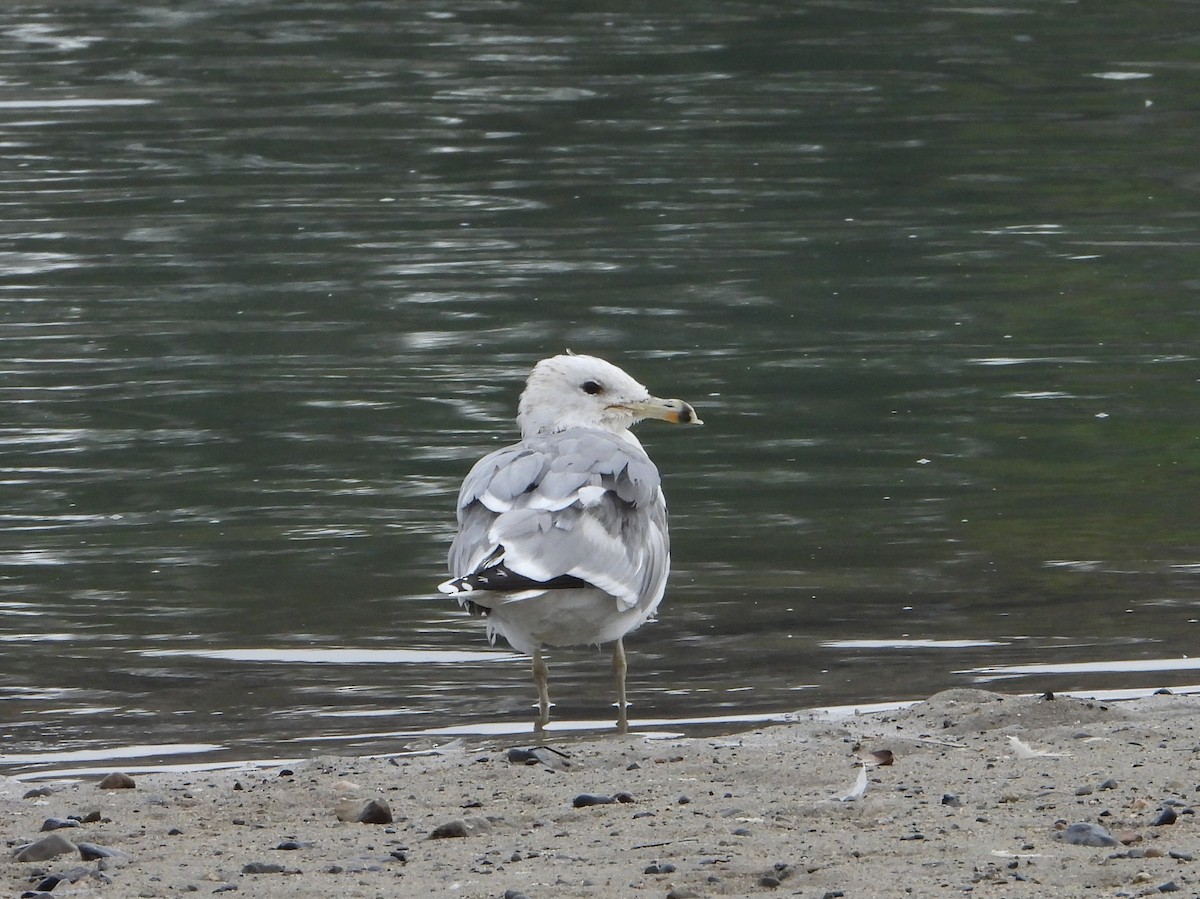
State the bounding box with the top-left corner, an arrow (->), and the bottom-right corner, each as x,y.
581,380 -> 604,395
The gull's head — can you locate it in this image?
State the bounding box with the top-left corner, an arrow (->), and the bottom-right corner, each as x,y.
517,353 -> 702,438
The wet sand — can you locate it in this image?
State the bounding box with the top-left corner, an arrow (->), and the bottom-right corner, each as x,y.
5,689 -> 1198,898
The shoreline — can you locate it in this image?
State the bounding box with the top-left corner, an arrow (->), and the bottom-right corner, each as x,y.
5,688 -> 1199,897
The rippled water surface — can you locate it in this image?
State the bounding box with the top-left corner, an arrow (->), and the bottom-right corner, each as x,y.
2,1 -> 1199,776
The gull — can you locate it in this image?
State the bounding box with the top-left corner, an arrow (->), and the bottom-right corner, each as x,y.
438,353 -> 702,731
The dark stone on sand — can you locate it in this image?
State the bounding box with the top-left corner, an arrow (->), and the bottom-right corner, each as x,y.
357,799 -> 393,825
507,747 -> 543,765
12,834 -> 76,862
275,840 -> 313,851
1058,822 -> 1118,847
505,746 -> 571,768
33,874 -> 65,892
504,891 -> 531,899
1152,806 -> 1178,826
40,818 -> 80,832
941,793 -> 962,807
77,842 -> 131,862
644,861 -> 677,874
242,861 -> 290,874
572,792 -> 634,808
96,772 -> 135,790
428,817 -> 492,839
334,798 -> 394,824
22,786 -> 54,799
759,862 -> 794,887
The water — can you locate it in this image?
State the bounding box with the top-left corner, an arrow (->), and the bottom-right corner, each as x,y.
2,1 -> 1198,777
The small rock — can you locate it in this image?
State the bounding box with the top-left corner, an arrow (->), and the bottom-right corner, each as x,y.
507,747 -> 543,765
77,842 -> 131,862
357,799 -> 393,825
572,792 -> 633,808
1159,882 -> 1181,893
334,797 -> 394,824
12,834 -> 76,862
505,746 -> 570,768
428,817 -> 493,839
22,786 -> 54,799
1098,778 -> 1119,791
667,890 -> 701,899
242,861 -> 289,874
823,892 -> 847,899
40,818 -> 80,832
1057,822 -> 1118,847
96,772 -> 135,790
34,874 -> 67,892
1152,807 -> 1178,826
274,840 -> 312,851
941,793 -> 962,807
503,891 -> 531,899
643,861 -> 677,874
1169,851 -> 1194,861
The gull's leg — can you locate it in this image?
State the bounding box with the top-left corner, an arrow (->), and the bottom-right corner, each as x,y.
532,647 -> 551,731
612,637 -> 628,733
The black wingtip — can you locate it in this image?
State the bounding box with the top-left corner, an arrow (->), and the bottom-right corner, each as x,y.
440,564 -> 587,594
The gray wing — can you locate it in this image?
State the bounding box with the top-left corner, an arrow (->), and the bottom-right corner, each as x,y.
446,428 -> 670,613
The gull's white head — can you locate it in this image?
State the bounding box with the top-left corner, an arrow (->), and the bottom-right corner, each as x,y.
517,353 -> 702,439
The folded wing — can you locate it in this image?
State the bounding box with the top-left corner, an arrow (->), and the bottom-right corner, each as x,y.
444,428 -> 670,614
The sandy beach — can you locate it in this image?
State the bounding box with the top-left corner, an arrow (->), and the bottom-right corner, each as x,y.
5,688 -> 1198,898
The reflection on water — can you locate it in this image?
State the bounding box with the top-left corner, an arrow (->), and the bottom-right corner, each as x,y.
2,1 -> 1199,775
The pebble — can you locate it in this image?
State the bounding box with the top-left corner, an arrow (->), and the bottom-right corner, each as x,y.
334,797 -> 394,824
758,862 -> 794,887
643,861 -> 677,874
572,792 -> 634,808
39,818 -> 80,832
428,816 -> 493,839
1098,778 -> 1119,791
32,867 -> 90,892
1152,807 -> 1178,826
242,861 -> 292,874
274,840 -> 313,851
503,891 -> 530,899
1057,822 -> 1118,847
667,890 -> 701,899
76,842 -> 131,862
941,793 -> 962,807
357,798 -> 393,824
22,787 -> 54,799
96,772 -> 136,790
506,746 -> 571,769
12,834 -> 76,862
